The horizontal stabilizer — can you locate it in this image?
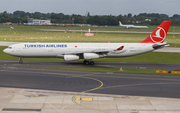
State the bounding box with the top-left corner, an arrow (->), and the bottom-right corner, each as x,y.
153,43 -> 170,49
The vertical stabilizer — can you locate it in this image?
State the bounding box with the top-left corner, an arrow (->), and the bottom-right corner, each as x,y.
139,21 -> 172,43
119,21 -> 122,26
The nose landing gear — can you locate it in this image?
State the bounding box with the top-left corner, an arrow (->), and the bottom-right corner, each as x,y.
19,57 -> 23,64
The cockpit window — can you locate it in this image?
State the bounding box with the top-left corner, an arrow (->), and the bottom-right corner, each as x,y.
7,47 -> 12,49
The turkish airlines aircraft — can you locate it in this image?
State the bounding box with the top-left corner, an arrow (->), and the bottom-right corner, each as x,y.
3,21 -> 171,65
119,21 -> 148,29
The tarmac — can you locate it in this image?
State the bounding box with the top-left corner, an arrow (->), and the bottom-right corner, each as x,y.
1,87 -> 180,113
0,61 -> 180,113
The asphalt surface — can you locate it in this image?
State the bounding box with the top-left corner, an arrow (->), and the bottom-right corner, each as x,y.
1,60 -> 180,98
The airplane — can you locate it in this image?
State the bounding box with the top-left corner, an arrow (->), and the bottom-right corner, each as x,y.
3,21 -> 171,65
119,21 -> 148,29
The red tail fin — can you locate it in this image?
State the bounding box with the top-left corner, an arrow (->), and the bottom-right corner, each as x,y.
139,21 -> 172,43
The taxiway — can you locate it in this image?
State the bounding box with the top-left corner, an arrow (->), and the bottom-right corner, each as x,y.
0,60 -> 180,113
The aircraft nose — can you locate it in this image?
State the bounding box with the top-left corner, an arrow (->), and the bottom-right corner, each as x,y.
3,48 -> 8,54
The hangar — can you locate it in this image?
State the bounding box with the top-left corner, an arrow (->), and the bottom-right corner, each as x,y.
26,18 -> 52,25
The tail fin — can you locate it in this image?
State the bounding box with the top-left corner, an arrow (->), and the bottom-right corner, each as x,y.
119,21 -> 122,26
139,21 -> 172,43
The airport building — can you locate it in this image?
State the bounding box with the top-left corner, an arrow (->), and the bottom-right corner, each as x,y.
25,18 -> 52,25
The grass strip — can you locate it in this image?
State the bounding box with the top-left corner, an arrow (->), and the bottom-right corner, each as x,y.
21,66 -> 157,74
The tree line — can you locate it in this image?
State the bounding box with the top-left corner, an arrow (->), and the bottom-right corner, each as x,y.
0,10 -> 180,25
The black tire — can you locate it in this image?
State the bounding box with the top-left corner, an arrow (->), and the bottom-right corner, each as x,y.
85,61 -> 89,65
19,60 -> 23,64
83,60 -> 87,64
90,61 -> 94,65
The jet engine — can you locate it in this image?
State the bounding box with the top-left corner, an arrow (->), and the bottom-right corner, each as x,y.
64,55 -> 79,61
83,53 -> 99,60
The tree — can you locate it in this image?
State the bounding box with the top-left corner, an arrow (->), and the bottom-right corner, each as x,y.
116,15 -> 124,23
33,12 -> 41,19
172,14 -> 180,19
13,11 -> 26,17
127,13 -> 132,18
87,12 -> 90,17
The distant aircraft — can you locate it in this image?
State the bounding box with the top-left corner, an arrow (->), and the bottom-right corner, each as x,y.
3,21 -> 171,65
119,21 -> 148,29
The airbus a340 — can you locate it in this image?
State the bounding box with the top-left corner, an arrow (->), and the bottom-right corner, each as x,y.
3,21 -> 171,65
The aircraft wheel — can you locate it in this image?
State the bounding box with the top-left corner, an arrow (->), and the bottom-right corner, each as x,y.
83,60 -> 94,65
83,60 -> 87,64
19,60 -> 23,64
19,57 -> 23,64
83,60 -> 89,65
85,61 -> 89,65
90,61 -> 94,65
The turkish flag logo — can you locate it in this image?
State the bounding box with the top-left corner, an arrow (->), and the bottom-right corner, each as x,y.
150,27 -> 166,43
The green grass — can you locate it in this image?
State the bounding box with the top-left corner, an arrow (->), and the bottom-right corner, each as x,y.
22,66 -> 156,74
0,24 -> 180,47
0,30 -> 180,47
0,30 -> 150,42
21,66 -> 180,75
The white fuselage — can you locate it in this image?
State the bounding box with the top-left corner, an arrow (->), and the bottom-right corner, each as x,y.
3,43 -> 155,59
120,25 -> 148,29
119,21 -> 148,29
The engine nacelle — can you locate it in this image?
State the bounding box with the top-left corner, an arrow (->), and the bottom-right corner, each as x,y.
64,55 -> 79,61
83,53 -> 99,60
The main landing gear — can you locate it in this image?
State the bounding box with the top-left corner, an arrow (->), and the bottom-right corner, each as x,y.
19,57 -> 23,64
83,60 -> 94,65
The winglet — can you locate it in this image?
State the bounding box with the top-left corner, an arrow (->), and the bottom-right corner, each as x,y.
139,21 -> 172,43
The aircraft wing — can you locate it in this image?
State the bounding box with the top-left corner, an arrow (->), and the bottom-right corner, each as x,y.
64,49 -> 110,55
62,46 -> 124,55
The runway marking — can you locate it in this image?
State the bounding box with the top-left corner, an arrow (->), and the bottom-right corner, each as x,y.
71,77 -> 109,113
2,108 -> 41,112
24,94 -> 47,97
76,97 -> 93,101
28,91 -> 129,99
99,82 -> 180,90
18,89 -> 25,93
66,73 -> 101,78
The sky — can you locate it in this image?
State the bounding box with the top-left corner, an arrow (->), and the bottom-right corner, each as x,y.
0,0 -> 179,17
